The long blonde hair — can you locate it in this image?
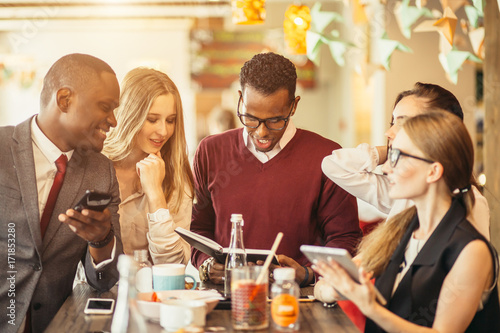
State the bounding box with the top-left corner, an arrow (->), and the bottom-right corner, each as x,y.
359,111 -> 476,277
103,68 -> 194,213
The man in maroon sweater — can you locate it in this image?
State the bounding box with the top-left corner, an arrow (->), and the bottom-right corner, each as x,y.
191,52 -> 361,287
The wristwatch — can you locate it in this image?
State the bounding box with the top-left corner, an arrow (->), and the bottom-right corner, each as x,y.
199,257 -> 215,282
147,208 -> 170,222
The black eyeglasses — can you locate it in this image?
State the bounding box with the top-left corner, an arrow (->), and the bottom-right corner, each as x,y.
388,147 -> 434,168
236,95 -> 294,131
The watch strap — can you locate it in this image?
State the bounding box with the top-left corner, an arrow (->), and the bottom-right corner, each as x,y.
88,228 -> 114,248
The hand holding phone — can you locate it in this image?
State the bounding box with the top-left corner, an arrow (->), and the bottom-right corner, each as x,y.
84,298 -> 115,315
74,190 -> 112,212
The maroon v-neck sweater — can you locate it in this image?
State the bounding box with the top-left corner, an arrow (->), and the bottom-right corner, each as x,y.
191,128 -> 361,267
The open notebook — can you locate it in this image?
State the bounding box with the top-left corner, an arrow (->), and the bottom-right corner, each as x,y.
175,227 -> 279,264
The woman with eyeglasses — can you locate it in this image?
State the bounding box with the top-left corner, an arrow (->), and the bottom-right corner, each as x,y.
321,82 -> 489,239
314,111 -> 500,332
103,68 -> 194,264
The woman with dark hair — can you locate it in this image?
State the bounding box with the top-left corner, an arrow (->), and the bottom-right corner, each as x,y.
321,82 -> 489,239
316,111 -> 500,332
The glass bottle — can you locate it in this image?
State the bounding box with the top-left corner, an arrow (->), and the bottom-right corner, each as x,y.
271,267 -> 300,331
111,254 -> 147,333
133,249 -> 153,292
224,213 -> 247,298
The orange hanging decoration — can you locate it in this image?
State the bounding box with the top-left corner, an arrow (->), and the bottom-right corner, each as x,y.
284,4 -> 311,55
231,0 -> 266,25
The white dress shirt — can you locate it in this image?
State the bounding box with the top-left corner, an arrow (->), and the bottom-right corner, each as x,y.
242,120 -> 297,163
31,116 -> 75,220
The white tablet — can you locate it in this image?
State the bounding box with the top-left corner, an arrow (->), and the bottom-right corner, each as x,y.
300,245 -> 386,305
300,245 -> 359,282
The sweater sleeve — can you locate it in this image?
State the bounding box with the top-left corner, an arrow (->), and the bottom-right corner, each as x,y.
317,174 -> 362,257
321,143 -> 393,214
190,140 -> 216,268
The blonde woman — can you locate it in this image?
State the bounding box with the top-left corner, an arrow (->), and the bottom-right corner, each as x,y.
315,112 -> 499,332
103,68 -> 194,264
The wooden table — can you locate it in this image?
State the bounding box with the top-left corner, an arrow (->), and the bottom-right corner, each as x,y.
45,282 -> 359,332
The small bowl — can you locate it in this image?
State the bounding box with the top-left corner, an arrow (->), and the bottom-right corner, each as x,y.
137,290 -> 221,322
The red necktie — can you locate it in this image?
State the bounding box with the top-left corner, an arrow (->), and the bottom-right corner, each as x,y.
40,154 -> 68,239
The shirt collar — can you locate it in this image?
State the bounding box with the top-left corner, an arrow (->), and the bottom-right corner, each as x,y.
242,120 -> 296,155
31,116 -> 74,163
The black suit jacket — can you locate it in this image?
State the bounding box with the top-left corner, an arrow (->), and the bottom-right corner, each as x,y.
0,117 -> 123,333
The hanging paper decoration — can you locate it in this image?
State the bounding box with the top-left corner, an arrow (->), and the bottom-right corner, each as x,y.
352,0 -> 368,24
231,0 -> 266,25
309,3 -> 343,33
377,33 -> 413,70
439,0 -> 467,12
414,7 -> 458,47
471,0 -> 485,15
305,3 -> 351,67
464,5 -> 482,28
468,27 -> 485,59
283,4 -> 311,55
394,0 -> 433,39
416,0 -> 428,9
438,48 -> 481,84
432,7 -> 457,45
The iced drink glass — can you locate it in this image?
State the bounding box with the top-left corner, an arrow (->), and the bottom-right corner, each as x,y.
231,266 -> 269,330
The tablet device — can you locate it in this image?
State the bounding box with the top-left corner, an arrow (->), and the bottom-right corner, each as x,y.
300,245 -> 359,281
300,245 -> 386,305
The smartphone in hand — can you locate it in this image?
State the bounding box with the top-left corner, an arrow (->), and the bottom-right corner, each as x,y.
74,190 -> 112,212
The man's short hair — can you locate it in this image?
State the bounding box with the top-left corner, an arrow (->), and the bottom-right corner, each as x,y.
40,53 -> 115,109
239,52 -> 297,101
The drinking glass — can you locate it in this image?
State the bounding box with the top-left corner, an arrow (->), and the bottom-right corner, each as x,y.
231,266 -> 269,330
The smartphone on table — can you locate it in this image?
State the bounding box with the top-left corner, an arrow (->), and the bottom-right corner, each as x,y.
74,190 -> 112,212
84,298 -> 115,315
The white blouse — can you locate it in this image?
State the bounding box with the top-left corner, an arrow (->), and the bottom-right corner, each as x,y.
321,143 -> 491,239
118,185 -> 192,265
392,234 -> 427,296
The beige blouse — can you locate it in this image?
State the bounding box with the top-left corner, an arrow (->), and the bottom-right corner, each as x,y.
118,186 -> 192,265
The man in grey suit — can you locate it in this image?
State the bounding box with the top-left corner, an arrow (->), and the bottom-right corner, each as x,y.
0,54 -> 123,333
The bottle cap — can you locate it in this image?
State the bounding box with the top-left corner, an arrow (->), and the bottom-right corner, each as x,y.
230,214 -> 243,223
274,267 -> 295,281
